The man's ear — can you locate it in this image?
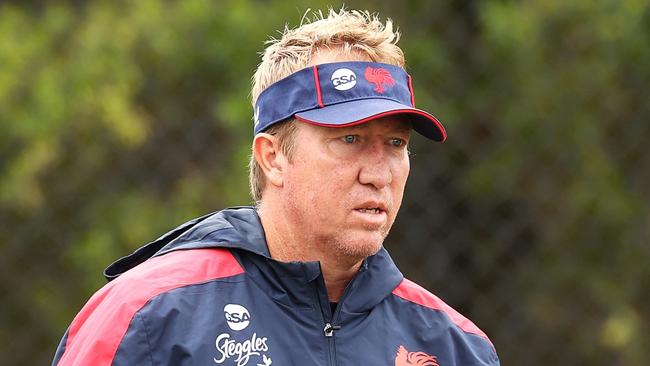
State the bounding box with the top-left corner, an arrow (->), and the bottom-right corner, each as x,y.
253,133 -> 286,188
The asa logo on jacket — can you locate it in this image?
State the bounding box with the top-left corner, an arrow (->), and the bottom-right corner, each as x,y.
214,304 -> 273,366
224,304 -> 251,331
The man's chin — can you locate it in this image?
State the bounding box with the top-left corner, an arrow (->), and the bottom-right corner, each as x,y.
331,233 -> 385,260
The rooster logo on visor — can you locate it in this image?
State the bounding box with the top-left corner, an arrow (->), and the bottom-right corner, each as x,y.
364,66 -> 395,93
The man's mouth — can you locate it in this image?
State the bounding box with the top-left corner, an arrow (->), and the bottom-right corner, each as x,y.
354,201 -> 388,214
355,208 -> 382,214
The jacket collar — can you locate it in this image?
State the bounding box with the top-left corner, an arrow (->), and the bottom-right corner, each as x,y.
104,206 -> 403,313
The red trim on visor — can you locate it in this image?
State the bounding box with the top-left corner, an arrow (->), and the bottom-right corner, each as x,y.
407,75 -> 416,107
312,66 -> 324,108
295,108 -> 447,142
57,248 -> 244,365
393,278 -> 495,349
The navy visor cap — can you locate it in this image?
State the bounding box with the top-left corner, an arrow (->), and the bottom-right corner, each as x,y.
253,61 -> 446,142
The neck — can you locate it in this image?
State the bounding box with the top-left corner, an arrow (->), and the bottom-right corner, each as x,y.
257,201 -> 362,302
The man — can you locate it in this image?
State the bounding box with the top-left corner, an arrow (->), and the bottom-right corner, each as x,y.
53,9 -> 499,366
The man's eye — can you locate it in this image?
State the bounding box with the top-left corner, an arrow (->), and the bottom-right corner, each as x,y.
390,138 -> 405,147
343,135 -> 357,143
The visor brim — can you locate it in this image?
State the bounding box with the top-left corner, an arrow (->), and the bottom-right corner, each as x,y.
294,99 -> 446,142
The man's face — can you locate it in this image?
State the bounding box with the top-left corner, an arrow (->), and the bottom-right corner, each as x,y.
280,117 -> 411,260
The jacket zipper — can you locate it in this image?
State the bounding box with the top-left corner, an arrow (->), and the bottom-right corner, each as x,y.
314,281 -> 338,366
317,263 -> 366,365
324,323 -> 341,337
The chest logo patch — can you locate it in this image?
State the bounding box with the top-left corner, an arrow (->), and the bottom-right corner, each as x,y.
395,345 -> 439,366
215,304 -> 273,366
224,304 -> 251,331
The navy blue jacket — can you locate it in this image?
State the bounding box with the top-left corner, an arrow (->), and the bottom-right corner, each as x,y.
53,207 -> 499,365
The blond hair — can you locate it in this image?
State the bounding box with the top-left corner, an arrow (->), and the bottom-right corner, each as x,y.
249,8 -> 405,203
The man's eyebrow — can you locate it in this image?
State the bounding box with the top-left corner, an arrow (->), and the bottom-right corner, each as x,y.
393,124 -> 413,132
386,123 -> 414,133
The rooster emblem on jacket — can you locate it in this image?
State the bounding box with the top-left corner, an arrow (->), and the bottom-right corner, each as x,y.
395,345 -> 440,366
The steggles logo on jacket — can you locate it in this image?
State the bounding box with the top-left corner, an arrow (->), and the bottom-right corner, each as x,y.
214,304 -> 273,366
394,345 -> 440,366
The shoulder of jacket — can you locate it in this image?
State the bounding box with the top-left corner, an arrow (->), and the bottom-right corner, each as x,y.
56,248 -> 244,366
392,277 -> 495,350
116,247 -> 244,287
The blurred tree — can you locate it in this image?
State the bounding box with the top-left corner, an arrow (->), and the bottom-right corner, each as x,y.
0,0 -> 648,365
386,0 -> 650,365
0,0 -> 329,363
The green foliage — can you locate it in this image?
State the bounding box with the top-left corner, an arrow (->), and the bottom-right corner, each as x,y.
0,1 -> 324,363
476,1 -> 650,363
0,1 -> 648,365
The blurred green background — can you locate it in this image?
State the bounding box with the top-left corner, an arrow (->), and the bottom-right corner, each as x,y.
1,0 -> 648,365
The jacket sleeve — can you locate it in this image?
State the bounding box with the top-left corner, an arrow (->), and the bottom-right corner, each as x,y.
112,312 -> 153,365
50,276 -> 155,366
53,248 -> 243,365
51,328 -> 69,366
51,304 -> 152,366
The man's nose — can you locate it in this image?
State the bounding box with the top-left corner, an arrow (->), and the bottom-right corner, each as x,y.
357,141 -> 392,189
